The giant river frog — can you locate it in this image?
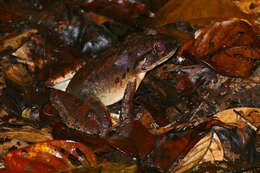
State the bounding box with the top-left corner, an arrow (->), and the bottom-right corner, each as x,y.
66,33 -> 178,106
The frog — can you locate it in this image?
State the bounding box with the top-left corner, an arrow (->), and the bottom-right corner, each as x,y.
66,32 -> 178,107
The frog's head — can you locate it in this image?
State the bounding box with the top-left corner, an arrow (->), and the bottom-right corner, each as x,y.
135,34 -> 178,72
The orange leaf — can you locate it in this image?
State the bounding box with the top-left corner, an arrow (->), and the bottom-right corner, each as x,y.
4,140 -> 97,172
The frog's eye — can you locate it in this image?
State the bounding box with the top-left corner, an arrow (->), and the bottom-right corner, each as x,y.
155,42 -> 165,52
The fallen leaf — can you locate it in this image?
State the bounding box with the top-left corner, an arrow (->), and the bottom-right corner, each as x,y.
213,107 -> 260,131
0,29 -> 37,56
172,131 -> 224,173
2,63 -> 33,88
233,0 -> 260,14
156,25 -> 194,44
79,0 -> 154,25
178,19 -> 260,77
153,0 -> 253,28
108,121 -> 155,157
4,140 -> 97,172
150,123 -> 210,172
62,162 -> 137,173
0,126 -> 52,143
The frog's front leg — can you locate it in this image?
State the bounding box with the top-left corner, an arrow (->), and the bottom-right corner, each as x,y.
120,78 -> 136,123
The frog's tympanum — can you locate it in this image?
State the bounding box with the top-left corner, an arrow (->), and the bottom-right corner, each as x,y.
66,33 -> 178,106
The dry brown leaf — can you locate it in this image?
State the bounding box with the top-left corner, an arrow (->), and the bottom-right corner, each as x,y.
0,126 -> 52,158
172,131 -> 224,173
213,107 -> 260,131
233,0 -> 260,26
0,29 -> 37,54
153,0 -> 253,28
2,63 -> 33,87
0,126 -> 52,142
233,0 -> 260,14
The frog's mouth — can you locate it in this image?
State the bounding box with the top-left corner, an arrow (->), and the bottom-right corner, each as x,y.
143,47 -> 177,72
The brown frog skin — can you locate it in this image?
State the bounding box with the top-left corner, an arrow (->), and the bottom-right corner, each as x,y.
66,33 -> 178,106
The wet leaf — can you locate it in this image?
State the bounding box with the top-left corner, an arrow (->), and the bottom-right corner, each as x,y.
4,140 -> 97,173
136,95 -> 170,126
212,124 -> 256,163
49,89 -> 111,136
108,121 -> 155,157
178,19 -> 260,77
79,0 -> 154,26
153,0 -> 253,28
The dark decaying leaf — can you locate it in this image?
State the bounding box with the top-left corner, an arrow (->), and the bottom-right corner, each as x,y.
78,0 -> 155,26
136,95 -> 170,127
49,88 -> 111,136
0,0 -> 117,57
172,108 -> 260,172
3,140 -> 97,173
212,125 -> 256,163
149,121 -> 216,172
108,121 -> 155,157
178,18 -> 260,77
155,64 -> 213,96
